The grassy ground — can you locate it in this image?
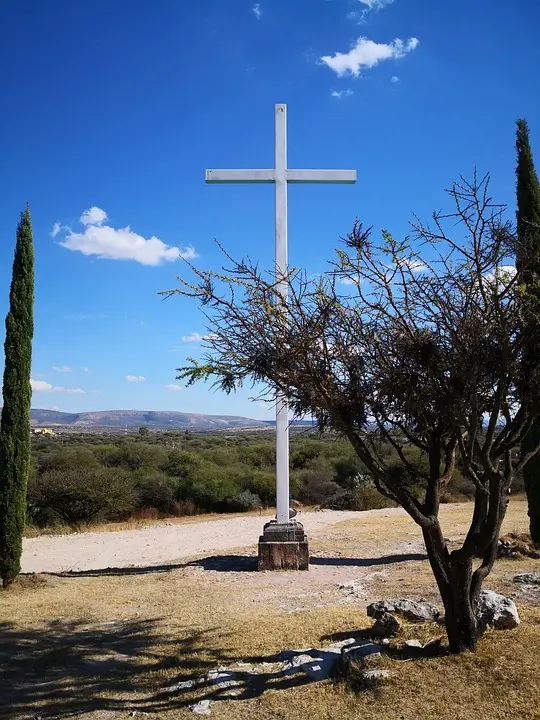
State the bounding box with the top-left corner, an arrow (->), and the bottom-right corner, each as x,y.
2,499 -> 540,720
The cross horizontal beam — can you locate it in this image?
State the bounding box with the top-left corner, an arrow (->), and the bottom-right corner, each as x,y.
205,169 -> 357,184
286,169 -> 356,184
206,169 -> 275,183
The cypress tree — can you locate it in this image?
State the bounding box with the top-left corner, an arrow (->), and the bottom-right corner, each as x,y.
0,207 -> 35,587
516,119 -> 540,547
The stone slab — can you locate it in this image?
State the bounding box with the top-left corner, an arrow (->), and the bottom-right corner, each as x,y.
258,539 -> 309,571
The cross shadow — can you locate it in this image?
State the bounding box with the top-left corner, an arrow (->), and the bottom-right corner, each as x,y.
0,618 -> 341,719
310,553 -> 428,567
47,552 -> 428,578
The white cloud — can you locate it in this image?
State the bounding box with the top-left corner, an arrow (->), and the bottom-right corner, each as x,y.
52,365 -> 72,373
50,222 -> 61,238
359,0 -> 394,9
340,276 -> 361,285
181,332 -> 205,342
165,384 -> 182,391
252,3 -> 262,19
80,206 -> 108,226
56,207 -> 197,266
320,36 -> 419,78
484,265 -> 517,286
82,366 -> 90,372
126,375 -> 145,382
31,379 -> 53,392
347,0 -> 394,24
331,89 -> 354,99
31,378 -> 86,394
391,75 -> 399,83
392,258 -> 426,272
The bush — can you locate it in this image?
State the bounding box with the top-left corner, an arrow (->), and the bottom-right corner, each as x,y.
322,474 -> 396,511
227,489 -> 262,512
134,471 -> 178,515
28,467 -> 137,529
298,472 -> 342,505
101,443 -> 167,471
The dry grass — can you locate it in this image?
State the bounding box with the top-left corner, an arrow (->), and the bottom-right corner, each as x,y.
2,499 -> 540,720
23,507 -> 272,538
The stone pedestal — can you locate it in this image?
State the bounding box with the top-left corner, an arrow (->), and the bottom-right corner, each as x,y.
258,520 -> 309,571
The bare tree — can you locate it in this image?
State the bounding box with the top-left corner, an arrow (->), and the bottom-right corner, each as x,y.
163,173 -> 540,653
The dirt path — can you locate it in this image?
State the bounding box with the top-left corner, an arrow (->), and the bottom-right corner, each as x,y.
21,508 -> 412,574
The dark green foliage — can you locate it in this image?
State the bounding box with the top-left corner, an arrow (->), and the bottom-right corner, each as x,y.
25,430 -> 416,530
516,119 -> 540,546
134,470 -> 179,515
28,467 -> 136,529
0,208 -> 34,587
227,489 -> 262,512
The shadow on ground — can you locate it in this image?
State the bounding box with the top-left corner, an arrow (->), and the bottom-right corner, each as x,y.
45,551 -> 428,577
0,618 -> 321,719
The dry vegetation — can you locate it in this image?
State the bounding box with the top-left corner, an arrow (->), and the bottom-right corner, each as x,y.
2,500 -> 540,720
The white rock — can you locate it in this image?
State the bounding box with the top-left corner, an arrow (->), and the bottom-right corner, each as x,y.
362,669 -> 390,681
513,572 -> 540,586
341,641 -> 383,666
165,679 -> 197,692
367,599 -> 440,623
189,699 -> 212,715
477,590 -> 520,630
404,639 -> 423,648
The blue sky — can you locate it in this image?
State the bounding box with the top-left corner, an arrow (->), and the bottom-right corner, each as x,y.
1,0 -> 539,419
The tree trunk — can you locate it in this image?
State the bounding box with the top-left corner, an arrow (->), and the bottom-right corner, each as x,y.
440,558 -> 478,653
422,525 -> 479,653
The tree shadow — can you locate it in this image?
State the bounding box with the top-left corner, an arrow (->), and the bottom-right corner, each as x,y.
47,551 -> 428,578
0,618 -> 334,719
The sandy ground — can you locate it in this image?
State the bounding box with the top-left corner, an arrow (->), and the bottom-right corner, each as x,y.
21,508 -> 413,574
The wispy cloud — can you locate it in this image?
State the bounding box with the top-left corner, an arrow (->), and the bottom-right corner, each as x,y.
320,37 -> 419,77
339,276 -> 361,286
126,375 -> 145,383
64,312 -> 108,320
50,222 -> 62,238
181,332 -> 216,342
54,207 -> 197,266
348,0 -> 394,23
165,384 -> 182,392
31,378 -> 86,394
331,89 -> 354,99
391,75 -> 399,83
52,365 -> 72,373
252,3 -> 262,19
82,366 -> 90,372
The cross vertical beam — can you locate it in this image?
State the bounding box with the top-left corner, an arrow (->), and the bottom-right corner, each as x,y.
274,104 -> 290,525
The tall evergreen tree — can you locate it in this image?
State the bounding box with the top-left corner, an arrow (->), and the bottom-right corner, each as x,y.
516,119 -> 540,547
0,207 -> 35,587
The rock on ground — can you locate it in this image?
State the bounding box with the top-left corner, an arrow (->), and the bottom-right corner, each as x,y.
513,572 -> 540,586
367,599 -> 440,623
477,590 -> 520,630
371,611 -> 402,637
190,699 -> 212,715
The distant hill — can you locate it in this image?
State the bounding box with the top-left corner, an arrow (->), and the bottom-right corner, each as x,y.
29,408 -> 266,431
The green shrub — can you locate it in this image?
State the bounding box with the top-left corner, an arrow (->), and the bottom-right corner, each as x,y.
28,467 -> 136,529
134,471 -> 178,515
101,442 -> 167,471
227,490 -> 262,512
38,447 -> 100,474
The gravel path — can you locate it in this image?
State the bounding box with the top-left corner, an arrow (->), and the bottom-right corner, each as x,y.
21,509 -> 408,574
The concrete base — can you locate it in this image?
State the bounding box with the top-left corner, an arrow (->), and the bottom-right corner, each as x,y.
258,521 -> 309,571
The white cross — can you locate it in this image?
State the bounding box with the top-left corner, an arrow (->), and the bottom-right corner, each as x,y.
206,104 -> 356,525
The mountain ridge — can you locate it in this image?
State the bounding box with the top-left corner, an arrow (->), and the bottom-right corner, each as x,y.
29,408 -> 266,430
